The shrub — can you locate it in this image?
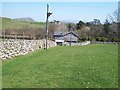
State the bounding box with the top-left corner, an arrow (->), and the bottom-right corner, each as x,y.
88,37 -> 94,42
81,37 -> 88,42
111,38 -> 119,42
96,37 -> 101,41
100,37 -> 107,42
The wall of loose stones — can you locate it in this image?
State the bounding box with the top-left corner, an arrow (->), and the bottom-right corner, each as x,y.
0,39 -> 56,60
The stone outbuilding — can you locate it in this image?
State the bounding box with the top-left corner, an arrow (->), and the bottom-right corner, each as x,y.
54,31 -> 80,46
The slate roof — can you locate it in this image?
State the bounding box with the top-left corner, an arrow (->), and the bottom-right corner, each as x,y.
54,31 -> 80,42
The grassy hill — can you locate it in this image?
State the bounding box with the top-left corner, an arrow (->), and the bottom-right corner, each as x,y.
0,17 -> 2,32
2,44 -> 118,88
0,17 -> 45,31
13,17 -> 36,22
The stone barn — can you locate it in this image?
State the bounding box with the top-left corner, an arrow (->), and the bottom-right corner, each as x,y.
54,31 -> 80,46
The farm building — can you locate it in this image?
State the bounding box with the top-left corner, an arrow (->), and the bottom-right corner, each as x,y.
54,31 -> 80,46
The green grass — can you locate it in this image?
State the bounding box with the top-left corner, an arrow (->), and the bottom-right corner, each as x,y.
2,44 -> 118,88
0,17 -> 45,31
0,60 -> 2,90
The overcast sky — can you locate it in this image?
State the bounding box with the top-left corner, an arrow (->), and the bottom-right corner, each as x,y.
1,2 -> 118,23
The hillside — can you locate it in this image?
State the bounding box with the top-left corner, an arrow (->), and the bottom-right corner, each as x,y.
13,17 -> 36,22
0,17 -> 2,31
0,17 -> 45,31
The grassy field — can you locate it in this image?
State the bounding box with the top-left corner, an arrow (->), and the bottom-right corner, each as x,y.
0,17 -> 45,31
2,44 -> 118,88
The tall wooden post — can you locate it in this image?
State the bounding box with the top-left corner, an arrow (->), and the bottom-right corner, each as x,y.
45,4 -> 52,50
46,4 -> 49,50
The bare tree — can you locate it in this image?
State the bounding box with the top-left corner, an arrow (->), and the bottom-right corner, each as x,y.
108,9 -> 119,23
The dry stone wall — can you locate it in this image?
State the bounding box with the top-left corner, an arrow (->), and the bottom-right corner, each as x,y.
63,41 -> 91,46
0,39 -> 56,60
